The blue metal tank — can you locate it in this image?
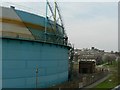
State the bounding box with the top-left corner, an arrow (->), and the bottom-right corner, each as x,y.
1,6 -> 70,88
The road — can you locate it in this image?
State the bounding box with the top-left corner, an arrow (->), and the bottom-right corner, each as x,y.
84,74 -> 111,88
112,85 -> 120,90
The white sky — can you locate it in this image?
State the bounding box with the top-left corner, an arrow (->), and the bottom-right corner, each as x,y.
60,2 -> 118,52
1,0 -> 118,52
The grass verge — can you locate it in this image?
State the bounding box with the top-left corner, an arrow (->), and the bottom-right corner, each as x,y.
94,61 -> 119,89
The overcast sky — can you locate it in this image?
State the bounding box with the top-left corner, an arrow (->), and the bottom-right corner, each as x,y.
60,2 -> 118,52
1,1 -> 118,52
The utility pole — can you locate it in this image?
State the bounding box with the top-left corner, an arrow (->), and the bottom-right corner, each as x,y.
45,0 -> 48,42
36,66 -> 38,88
54,0 -> 57,32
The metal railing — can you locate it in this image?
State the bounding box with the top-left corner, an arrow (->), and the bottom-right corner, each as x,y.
2,31 -> 70,47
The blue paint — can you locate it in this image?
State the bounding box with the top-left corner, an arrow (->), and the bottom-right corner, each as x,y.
15,10 -> 45,27
2,38 -> 69,88
0,38 -> 2,89
1,6 -> 70,88
15,9 -> 65,45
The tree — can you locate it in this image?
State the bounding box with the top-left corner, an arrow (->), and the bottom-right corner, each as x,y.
103,54 -> 116,65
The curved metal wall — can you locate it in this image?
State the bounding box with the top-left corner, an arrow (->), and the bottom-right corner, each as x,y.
1,6 -> 70,88
2,38 -> 69,88
1,6 -> 66,45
